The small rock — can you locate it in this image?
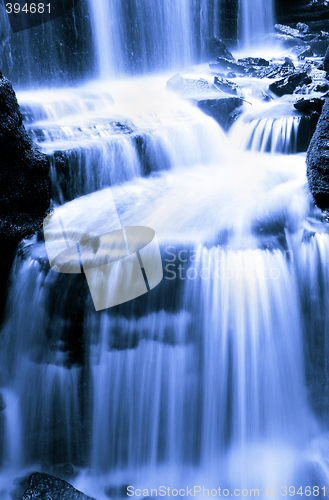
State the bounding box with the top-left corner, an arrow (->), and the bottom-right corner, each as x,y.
269,72 -> 312,96
297,22 -> 310,34
294,97 -> 325,114
282,58 -> 295,70
291,45 -> 314,58
166,74 -> 185,93
194,97 -> 243,130
315,82 -> 329,92
237,57 -> 269,67
213,77 -> 240,95
226,71 -> 237,78
275,23 -> 300,38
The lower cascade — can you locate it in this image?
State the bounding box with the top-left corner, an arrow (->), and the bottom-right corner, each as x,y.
1,0 -> 329,499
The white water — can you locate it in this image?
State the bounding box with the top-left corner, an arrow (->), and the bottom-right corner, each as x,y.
1,72 -> 329,499
239,0 -> 274,48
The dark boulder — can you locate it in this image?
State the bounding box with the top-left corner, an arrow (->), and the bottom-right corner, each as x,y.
0,74 -> 50,321
294,97 -> 325,114
205,37 -> 235,61
193,97 -> 243,131
269,72 -> 312,96
22,472 -> 95,500
307,99 -> 329,209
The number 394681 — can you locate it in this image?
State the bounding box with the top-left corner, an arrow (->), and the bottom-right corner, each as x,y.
5,3 -> 51,14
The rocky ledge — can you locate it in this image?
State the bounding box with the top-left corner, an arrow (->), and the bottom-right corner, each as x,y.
0,73 -> 50,320
307,98 -> 329,209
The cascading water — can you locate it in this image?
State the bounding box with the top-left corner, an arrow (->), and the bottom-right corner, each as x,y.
1,0 -> 329,499
238,0 -> 274,47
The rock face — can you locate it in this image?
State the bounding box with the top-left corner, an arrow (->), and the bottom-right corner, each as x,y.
0,73 -> 50,320
324,45 -> 329,74
22,472 -> 95,500
275,0 -> 329,31
307,99 -> 329,209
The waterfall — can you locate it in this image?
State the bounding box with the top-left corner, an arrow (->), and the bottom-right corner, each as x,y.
230,102 -> 317,155
2,0 -> 329,498
238,0 -> 274,47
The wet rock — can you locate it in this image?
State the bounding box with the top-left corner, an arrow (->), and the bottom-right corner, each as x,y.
315,82 -> 329,92
291,45 -> 314,58
297,22 -> 310,34
294,97 -> 325,114
21,472 -> 95,500
261,59 -> 295,80
324,45 -> 329,73
210,58 -> 246,75
226,71 -> 237,78
167,75 -> 216,98
276,0 -> 329,30
205,37 -> 235,61
269,72 -> 312,96
0,74 -> 50,322
166,74 -> 185,93
296,113 -> 320,152
281,58 -> 295,71
307,99 -> 329,209
213,76 -> 240,95
237,57 -> 269,67
275,23 -> 301,38
193,97 -> 243,131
